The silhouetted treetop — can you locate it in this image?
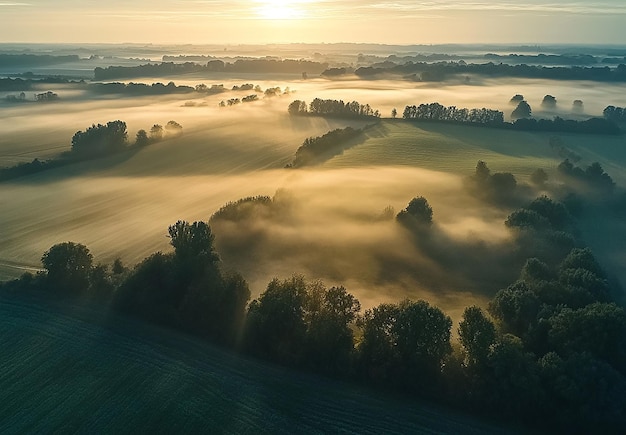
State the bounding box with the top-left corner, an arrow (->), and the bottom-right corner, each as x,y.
396,196 -> 433,226
168,220 -> 219,262
511,100 -> 532,119
71,120 -> 128,157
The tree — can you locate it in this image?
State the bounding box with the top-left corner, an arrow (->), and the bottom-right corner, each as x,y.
71,120 -> 128,157
459,306 -> 496,367
304,285 -> 361,374
542,95 -> 557,108
396,196 -> 433,225
547,303 -> 626,370
358,300 -> 452,391
150,124 -> 164,141
485,334 -> 544,416
244,275 -> 309,365
572,100 -> 584,112
114,221 -> 249,345
41,242 -> 93,294
391,108 -> 397,118
511,100 -> 532,119
489,281 -> 540,336
474,160 -> 491,182
168,220 -> 219,262
510,94 -> 524,104
560,247 -> 606,278
165,120 -> 183,135
135,129 -> 149,146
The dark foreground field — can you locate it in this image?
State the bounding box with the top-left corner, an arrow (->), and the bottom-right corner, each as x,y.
0,295 -> 519,434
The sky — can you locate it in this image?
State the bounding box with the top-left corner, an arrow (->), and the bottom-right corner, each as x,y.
1,0 -> 625,45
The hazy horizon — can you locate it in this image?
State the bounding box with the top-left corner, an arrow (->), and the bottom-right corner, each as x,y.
1,1 -> 626,45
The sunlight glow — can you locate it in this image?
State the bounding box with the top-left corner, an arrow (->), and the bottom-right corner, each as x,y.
255,0 -> 306,20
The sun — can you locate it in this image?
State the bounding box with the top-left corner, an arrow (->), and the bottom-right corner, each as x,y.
255,0 -> 306,20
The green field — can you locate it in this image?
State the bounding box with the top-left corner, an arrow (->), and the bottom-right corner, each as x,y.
0,294 -> 517,434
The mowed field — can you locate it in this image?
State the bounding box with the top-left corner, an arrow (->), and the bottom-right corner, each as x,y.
0,294 -> 517,434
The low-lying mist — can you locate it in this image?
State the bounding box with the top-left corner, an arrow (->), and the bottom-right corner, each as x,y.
2,72 -> 626,319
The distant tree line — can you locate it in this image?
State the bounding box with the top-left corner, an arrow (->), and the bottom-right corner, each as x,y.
286,127 -> 364,168
94,59 -> 328,80
0,120 -> 182,181
483,53 -> 598,65
288,98 -> 380,119
0,77 -> 74,92
89,81 -> 195,95
401,102 -> 621,134
366,53 -> 606,67
351,62 -> 626,83
402,103 -> 504,125
0,77 -> 253,98
0,54 -> 80,67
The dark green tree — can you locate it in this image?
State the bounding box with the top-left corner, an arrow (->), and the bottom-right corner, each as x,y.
135,129 -> 149,146
511,100 -> 532,119
396,196 -> 433,226
41,242 -> 93,294
244,275 -> 308,365
459,306 -> 496,367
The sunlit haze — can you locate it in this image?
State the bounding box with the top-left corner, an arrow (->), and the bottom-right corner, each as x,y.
1,0 -> 625,44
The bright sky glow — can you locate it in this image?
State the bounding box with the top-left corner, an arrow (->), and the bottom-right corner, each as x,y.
255,0 -> 307,20
0,0 -> 624,44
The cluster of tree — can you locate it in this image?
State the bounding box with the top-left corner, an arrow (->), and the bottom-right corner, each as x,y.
0,120 -> 182,181
218,86 -> 286,107
548,136 -> 581,163
113,221 -> 250,344
395,196 -> 433,227
402,103 -> 504,125
466,161 -> 518,204
321,68 -> 349,77
71,120 -> 129,158
557,159 -> 615,194
603,105 -> 626,123
510,116 -> 620,135
288,98 -> 380,119
286,127 -> 363,168
511,100 -> 532,119
541,95 -> 557,108
351,62 -> 626,83
484,53 -> 597,66
399,100 -> 619,134
94,59 -> 328,80
89,81 -> 195,96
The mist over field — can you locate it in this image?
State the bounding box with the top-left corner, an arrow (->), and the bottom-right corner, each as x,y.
3,64 -> 626,310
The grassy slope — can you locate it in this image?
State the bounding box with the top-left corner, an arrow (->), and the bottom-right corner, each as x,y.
325,120 -> 626,182
0,294 -> 517,434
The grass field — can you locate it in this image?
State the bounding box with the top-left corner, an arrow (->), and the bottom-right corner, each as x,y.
1,109 -> 625,314
0,294 -> 518,434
